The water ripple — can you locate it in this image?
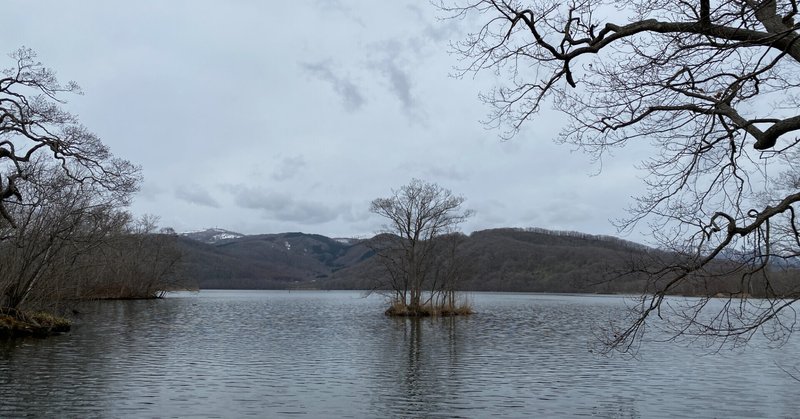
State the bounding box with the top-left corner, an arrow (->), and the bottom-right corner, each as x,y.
1,291 -> 798,417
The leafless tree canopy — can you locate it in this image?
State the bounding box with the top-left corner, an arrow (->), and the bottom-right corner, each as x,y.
0,47 -> 139,229
442,0 -> 800,351
0,48 -> 171,315
0,158 -> 179,311
370,179 -> 474,314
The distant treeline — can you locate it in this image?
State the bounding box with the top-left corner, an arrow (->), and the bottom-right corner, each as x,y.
172,228 -> 798,298
323,228 -> 654,294
176,228 -> 638,292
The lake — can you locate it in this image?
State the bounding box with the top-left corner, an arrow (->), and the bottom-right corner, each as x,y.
1,290 -> 798,418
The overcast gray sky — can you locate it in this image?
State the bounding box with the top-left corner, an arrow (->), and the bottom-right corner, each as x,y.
4,1 -> 650,242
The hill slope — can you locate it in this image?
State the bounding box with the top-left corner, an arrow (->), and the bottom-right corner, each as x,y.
174,228 -> 651,293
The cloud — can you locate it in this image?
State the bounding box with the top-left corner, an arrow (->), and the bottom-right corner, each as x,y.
367,40 -> 427,123
471,200 -> 507,226
405,4 -> 461,43
272,155 -> 306,181
521,198 -> 593,229
312,0 -> 366,27
230,185 -> 343,224
301,61 -> 366,111
425,165 -> 470,182
136,180 -> 166,202
382,59 -> 413,109
174,184 -> 221,208
373,52 -> 414,110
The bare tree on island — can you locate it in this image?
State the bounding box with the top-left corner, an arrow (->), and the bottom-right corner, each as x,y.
442,0 -> 800,352
370,179 -> 474,316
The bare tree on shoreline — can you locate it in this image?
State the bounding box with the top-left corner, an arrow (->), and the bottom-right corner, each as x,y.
0,47 -> 170,317
0,159 -> 180,311
441,0 -> 800,352
0,47 -> 139,229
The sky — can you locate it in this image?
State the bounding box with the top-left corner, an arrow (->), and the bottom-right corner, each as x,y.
3,1 -> 650,242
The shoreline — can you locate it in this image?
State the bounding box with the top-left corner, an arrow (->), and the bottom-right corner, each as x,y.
0,309 -> 71,338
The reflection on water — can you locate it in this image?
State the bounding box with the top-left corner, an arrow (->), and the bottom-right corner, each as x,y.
1,291 -> 798,418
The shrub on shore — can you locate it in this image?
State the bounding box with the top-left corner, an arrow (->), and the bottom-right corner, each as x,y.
0,309 -> 71,338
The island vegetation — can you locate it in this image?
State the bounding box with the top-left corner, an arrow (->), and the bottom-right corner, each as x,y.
369,179 -> 474,316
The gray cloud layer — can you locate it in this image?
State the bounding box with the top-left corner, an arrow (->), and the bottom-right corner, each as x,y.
231,185 -> 343,225
2,1 -> 650,241
271,155 -> 307,181
175,184 -> 221,208
302,61 -> 366,112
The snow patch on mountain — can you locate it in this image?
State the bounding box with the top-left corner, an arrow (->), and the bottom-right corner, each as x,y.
180,228 -> 247,244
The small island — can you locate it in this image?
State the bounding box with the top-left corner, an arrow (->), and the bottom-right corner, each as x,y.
384,297 -> 473,317
369,179 -> 475,317
0,308 -> 70,338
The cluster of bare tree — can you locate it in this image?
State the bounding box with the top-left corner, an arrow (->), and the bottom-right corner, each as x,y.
519,227 -> 651,251
0,48 -> 180,315
0,197 -> 182,311
443,0 -> 800,351
369,179 -> 474,316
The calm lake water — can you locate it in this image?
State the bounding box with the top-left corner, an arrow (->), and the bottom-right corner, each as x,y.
1,290 -> 798,418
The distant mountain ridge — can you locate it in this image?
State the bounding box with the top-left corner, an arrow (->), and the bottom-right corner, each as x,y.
173,227 -> 656,293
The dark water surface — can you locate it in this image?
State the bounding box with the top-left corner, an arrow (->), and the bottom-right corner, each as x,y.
1,291 -> 798,418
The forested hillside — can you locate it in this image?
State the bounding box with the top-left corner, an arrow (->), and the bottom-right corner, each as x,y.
175,228 -> 654,293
